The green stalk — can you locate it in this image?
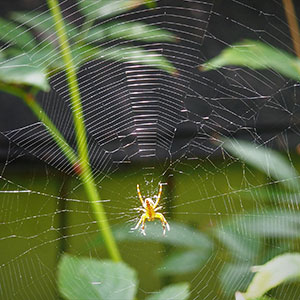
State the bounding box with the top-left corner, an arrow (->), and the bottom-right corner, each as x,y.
0,84 -> 77,166
47,0 -> 121,262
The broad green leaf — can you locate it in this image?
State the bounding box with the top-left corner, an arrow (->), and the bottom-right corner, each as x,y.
85,22 -> 176,43
58,254 -> 138,300
201,40 -> 300,81
145,283 -> 190,300
78,0 -> 144,20
93,45 -> 176,74
11,11 -> 78,40
0,18 -> 36,51
222,138 -> 300,191
93,222 -> 212,250
0,54 -> 49,91
241,253 -> 300,299
157,249 -> 210,275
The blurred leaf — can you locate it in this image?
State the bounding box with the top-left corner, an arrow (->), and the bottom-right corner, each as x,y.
11,11 -> 78,40
85,22 -> 176,43
157,249 -> 210,275
78,0 -> 144,20
241,253 -> 300,299
0,54 -> 49,91
93,45 -> 176,74
145,283 -> 190,300
58,254 -> 138,300
219,210 -> 300,239
201,40 -> 300,81
220,263 -> 253,297
0,18 -> 36,51
222,138 -> 300,191
29,42 -> 63,71
234,186 -> 300,204
93,222 -> 212,251
215,228 -> 261,261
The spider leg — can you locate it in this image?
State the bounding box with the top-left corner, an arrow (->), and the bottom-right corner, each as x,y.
140,215 -> 147,236
136,184 -> 144,206
154,212 -> 170,235
154,206 -> 162,211
133,207 -> 146,212
153,183 -> 163,208
132,213 -> 147,236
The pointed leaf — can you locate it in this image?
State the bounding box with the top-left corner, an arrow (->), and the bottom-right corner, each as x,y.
11,11 -> 78,40
222,138 -> 300,191
0,18 -> 36,50
241,253 -> 300,299
201,40 -> 300,81
58,254 -> 138,300
145,283 -> 190,300
85,22 -> 176,43
78,0 -> 144,20
0,54 -> 49,91
94,45 -> 176,74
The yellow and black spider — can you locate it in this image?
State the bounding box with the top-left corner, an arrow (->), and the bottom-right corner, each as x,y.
132,183 -> 170,236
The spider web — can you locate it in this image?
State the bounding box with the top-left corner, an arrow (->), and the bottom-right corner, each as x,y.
1,0 -> 300,299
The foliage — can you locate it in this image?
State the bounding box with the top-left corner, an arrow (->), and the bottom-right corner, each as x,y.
235,253 -> 300,300
202,41 -> 300,297
201,40 -> 300,81
0,0 -> 176,93
92,221 -> 213,276
58,254 -> 190,300
222,138 -> 300,191
58,254 -> 138,300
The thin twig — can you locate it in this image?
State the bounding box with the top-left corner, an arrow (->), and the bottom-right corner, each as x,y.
282,0 -> 300,58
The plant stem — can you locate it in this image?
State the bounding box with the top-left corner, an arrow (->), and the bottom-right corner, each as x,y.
47,0 -> 121,262
282,0 -> 300,58
0,84 -> 78,167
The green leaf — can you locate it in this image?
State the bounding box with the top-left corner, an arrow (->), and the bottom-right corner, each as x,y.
78,0 -> 144,20
93,45 -> 176,74
240,253 -> 300,299
11,11 -> 78,40
157,249 -> 210,275
85,22 -> 176,43
93,222 -> 213,251
219,209 -> 300,239
201,40 -> 300,81
214,228 -> 261,260
220,263 -> 253,297
0,18 -> 36,51
145,283 -> 190,300
222,138 -> 300,191
0,54 -> 49,91
58,254 -> 138,300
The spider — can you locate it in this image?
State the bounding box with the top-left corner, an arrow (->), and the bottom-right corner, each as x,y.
132,183 -> 170,236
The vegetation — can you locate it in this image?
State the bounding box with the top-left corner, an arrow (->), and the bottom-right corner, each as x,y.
1,0 -> 300,299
